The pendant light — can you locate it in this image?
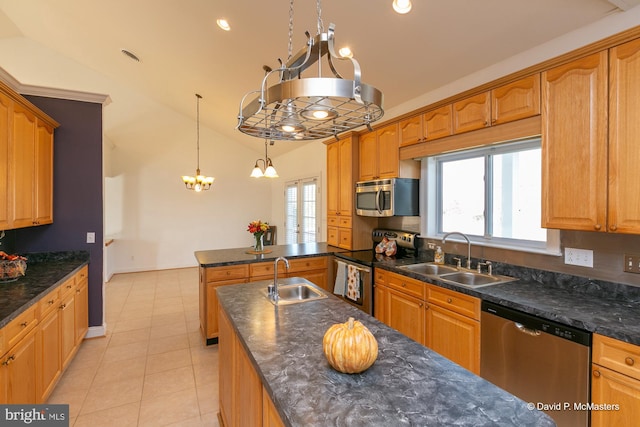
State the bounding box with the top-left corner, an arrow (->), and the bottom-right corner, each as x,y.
236,0 -> 384,141
250,139 -> 279,178
182,94 -> 215,191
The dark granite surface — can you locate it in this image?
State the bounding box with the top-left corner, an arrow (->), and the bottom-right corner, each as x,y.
194,242 -> 344,267
217,279 -> 556,427
0,251 -> 90,329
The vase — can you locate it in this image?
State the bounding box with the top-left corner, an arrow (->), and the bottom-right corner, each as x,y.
254,233 -> 264,252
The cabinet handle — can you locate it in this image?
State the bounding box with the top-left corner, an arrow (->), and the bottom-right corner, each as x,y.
593,369 -> 601,378
2,355 -> 15,366
401,283 -> 407,287
67,285 -> 72,289
610,224 -> 618,232
419,303 -> 423,308
48,299 -> 54,305
594,224 -> 602,231
447,298 -> 453,303
20,321 -> 28,327
625,357 -> 635,366
59,303 -> 66,309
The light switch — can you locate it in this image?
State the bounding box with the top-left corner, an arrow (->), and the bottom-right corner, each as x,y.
87,232 -> 96,244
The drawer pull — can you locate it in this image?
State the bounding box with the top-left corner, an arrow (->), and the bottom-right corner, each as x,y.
401,283 -> 407,287
593,369 -> 601,378
60,303 -> 66,309
48,299 -> 55,305
625,357 -> 635,366
67,285 -> 72,289
20,321 -> 28,327
2,355 -> 16,366
447,298 -> 453,303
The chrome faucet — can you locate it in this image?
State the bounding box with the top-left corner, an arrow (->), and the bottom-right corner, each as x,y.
442,231 -> 472,270
271,256 -> 290,302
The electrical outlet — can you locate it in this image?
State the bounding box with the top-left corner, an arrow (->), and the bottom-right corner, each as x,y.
564,248 -> 593,268
624,254 -> 640,274
86,232 -> 95,244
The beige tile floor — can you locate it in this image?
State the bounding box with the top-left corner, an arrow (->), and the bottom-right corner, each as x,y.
47,267 -> 220,427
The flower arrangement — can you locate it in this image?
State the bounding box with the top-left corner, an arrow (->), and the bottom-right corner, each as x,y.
247,220 -> 270,252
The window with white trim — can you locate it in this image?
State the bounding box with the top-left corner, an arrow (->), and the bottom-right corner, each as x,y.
424,137 -> 559,253
284,177 -> 321,244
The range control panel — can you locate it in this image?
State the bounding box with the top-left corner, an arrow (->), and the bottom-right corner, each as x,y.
372,229 -> 419,249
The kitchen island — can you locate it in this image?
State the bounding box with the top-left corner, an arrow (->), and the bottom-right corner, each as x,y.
217,279 -> 556,427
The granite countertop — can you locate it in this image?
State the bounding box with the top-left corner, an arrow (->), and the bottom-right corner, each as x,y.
217,279 -> 556,427
374,256 -> 640,346
0,251 -> 90,329
194,242 -> 344,267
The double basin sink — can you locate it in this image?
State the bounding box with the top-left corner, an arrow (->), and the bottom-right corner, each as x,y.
398,262 -> 517,288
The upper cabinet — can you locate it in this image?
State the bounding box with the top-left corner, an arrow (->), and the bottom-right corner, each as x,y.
0,83 -> 57,231
491,74 -> 541,125
399,105 -> 453,147
359,123 -> 399,181
541,43 -> 640,235
453,92 -> 491,134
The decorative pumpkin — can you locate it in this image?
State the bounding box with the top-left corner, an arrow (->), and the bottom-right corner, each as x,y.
322,317 -> 378,374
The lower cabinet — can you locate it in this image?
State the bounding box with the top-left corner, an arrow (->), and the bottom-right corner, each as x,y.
591,334 -> 640,427
219,306 -> 284,427
374,269 -> 480,374
2,326 -> 37,403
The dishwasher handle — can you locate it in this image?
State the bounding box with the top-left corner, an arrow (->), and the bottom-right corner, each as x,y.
514,322 -> 541,337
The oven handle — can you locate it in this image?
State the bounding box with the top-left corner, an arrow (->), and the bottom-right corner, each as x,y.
334,259 -> 371,273
375,188 -> 382,214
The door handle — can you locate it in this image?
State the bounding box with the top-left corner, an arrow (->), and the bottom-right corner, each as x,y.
514,322 -> 541,337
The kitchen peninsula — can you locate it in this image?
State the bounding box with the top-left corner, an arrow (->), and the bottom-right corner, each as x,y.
217,280 -> 556,426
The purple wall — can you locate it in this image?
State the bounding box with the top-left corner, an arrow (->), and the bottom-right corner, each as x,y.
15,96 -> 104,327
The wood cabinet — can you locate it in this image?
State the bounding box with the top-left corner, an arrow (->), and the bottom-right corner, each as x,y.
1,305 -> 38,404
199,264 -> 249,345
0,82 -> 58,231
74,268 -> 89,345
491,74 -> 541,126
376,271 -> 426,345
399,105 -> 454,147
249,257 -> 329,290
36,287 -> 61,402
591,334 -> 640,426
453,92 -> 491,134
326,134 -> 376,250
219,306 -> 284,427
359,123 -> 399,181
425,285 -> 480,374
541,52 -> 608,232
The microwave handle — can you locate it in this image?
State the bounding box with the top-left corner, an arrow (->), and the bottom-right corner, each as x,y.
375,188 -> 382,214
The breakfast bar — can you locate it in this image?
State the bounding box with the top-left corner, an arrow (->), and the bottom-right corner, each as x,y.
217,279 -> 556,427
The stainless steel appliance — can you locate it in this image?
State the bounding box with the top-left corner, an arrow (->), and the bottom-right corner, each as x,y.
333,229 -> 419,315
355,178 -> 419,217
481,301 -> 591,427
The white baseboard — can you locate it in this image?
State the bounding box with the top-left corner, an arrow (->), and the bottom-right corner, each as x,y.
85,323 -> 107,339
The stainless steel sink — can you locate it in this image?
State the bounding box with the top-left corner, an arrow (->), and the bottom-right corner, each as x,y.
438,271 -> 517,288
399,262 -> 458,276
265,283 -> 328,305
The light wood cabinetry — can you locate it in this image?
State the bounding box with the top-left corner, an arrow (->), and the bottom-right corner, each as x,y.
374,269 -> 480,374
74,268 -> 89,345
250,257 -> 329,290
591,334 -> 640,426
453,92 -> 491,134
36,287 -> 61,402
219,306 -> 284,427
326,134 -> 376,250
399,105 -> 454,147
491,74 -> 541,125
0,82 -> 58,231
541,52 -> 608,232
359,123 -> 399,181
1,305 -> 38,404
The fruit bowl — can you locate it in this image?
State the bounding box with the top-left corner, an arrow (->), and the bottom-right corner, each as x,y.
0,259 -> 27,283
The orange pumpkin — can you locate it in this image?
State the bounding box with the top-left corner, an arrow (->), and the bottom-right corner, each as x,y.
322,317 -> 378,374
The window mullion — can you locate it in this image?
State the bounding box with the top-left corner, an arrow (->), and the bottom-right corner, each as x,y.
485,154 -> 493,239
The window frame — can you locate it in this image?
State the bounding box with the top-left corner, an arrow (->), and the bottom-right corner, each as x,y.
284,176 -> 321,244
422,138 -> 560,255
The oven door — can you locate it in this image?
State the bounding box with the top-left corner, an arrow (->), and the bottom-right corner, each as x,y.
355,181 -> 392,217
332,258 -> 372,315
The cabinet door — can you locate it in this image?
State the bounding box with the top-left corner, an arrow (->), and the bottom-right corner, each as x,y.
34,120 -> 54,226
219,308 -> 234,427
491,74 -> 541,125
425,304 -> 480,374
373,283 -> 387,324
591,364 -> 640,427
609,38 -> 640,234
541,51 -> 608,231
4,327 -> 37,404
263,386 -> 285,427
377,123 -> 399,179
235,335 -> 263,427
75,280 -> 89,344
11,103 -> 36,229
337,138 -> 353,216
327,226 -> 339,247
387,288 -> 425,345
358,131 -> 378,181
37,309 -> 61,403
453,92 -> 491,134
399,115 -> 423,147
326,141 -> 339,215
0,92 -> 10,230
60,291 -> 76,369
423,105 -> 453,141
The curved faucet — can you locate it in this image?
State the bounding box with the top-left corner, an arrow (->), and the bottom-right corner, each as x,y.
272,256 -> 290,302
442,231 -> 472,270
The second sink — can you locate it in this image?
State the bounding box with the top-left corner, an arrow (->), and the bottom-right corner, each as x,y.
265,282 -> 328,305
400,263 -> 458,276
398,262 -> 517,288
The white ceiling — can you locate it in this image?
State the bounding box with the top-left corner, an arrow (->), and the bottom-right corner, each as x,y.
0,0 -> 632,156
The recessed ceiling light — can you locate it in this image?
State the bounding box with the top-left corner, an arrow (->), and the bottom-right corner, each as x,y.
216,18 -> 231,31
338,47 -> 353,58
121,49 -> 141,62
392,0 -> 412,14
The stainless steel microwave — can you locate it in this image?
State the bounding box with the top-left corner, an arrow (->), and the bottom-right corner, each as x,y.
355,178 -> 419,217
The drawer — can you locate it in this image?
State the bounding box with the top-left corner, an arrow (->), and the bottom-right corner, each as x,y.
385,271 -> 426,300
593,333 -> 640,380
250,262 -> 286,278
38,286 -> 61,319
338,229 -> 352,248
375,269 -> 387,285
76,265 -> 89,283
427,285 -> 480,320
327,227 -> 339,246
328,216 -> 340,227
4,304 -> 37,350
59,276 -> 76,296
338,217 -> 352,228
205,264 -> 249,282
288,257 -> 328,273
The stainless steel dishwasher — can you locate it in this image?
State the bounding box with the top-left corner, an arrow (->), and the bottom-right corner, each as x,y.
480,301 -> 591,427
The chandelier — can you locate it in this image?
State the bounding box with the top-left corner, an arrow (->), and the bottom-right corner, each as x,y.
236,0 -> 384,141
250,139 -> 279,178
182,94 -> 215,192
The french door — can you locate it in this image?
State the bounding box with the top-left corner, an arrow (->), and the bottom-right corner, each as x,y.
284,177 -> 320,244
